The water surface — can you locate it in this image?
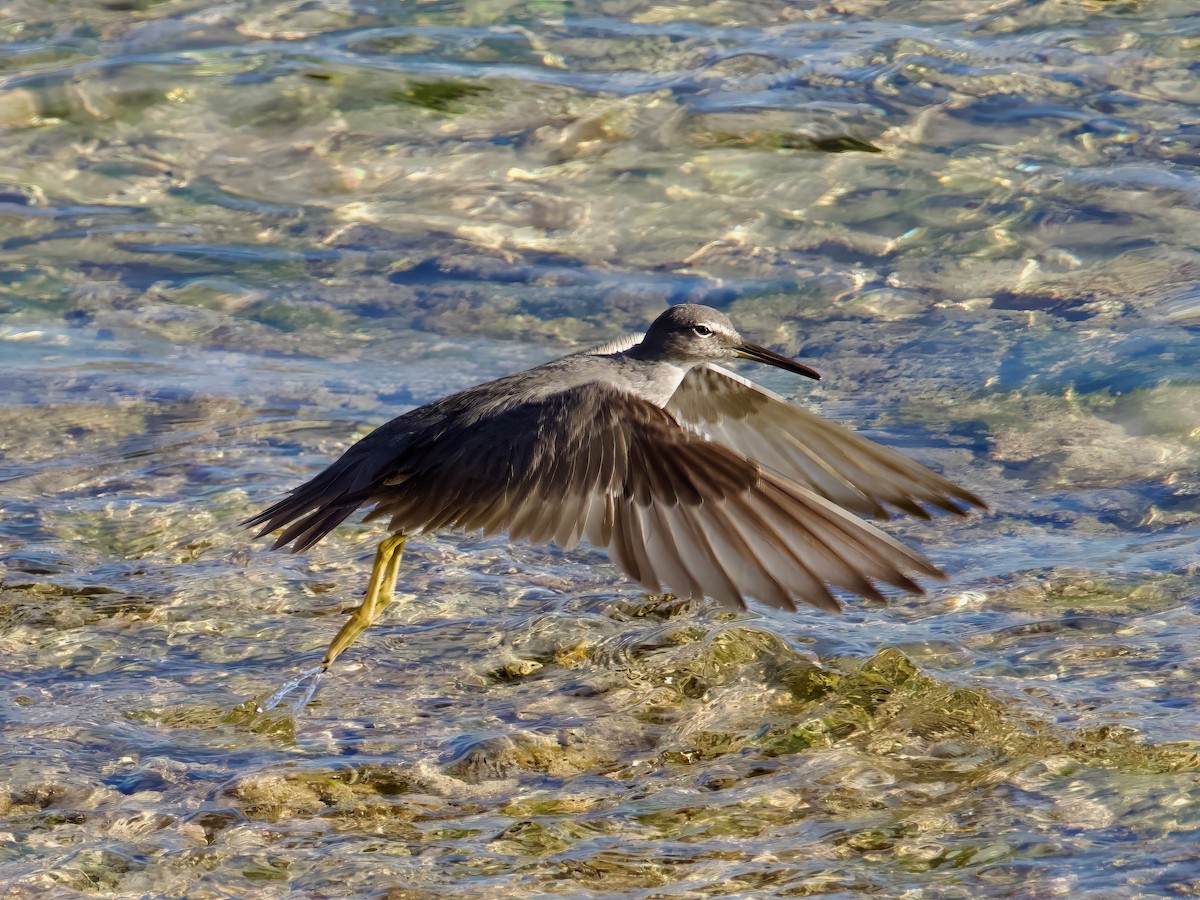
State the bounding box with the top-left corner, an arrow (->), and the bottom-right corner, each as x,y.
2,1 -> 1200,897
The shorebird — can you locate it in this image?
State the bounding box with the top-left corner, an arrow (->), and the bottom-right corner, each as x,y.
245,303 -> 983,710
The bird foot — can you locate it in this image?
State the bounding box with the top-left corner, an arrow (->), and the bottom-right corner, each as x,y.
256,665 -> 326,716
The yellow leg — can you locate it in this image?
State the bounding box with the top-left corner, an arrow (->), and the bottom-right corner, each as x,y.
320,533 -> 407,673
257,533 -> 407,715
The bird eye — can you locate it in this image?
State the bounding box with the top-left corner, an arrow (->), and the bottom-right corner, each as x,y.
692,324 -> 712,337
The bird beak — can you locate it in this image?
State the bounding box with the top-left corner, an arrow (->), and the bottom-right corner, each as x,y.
735,341 -> 821,380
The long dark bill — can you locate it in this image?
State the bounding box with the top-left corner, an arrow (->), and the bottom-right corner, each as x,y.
735,341 -> 821,381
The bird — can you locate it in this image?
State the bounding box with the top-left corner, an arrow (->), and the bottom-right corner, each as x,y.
244,303 -> 984,711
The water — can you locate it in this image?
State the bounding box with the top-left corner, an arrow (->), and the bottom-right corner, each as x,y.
2,1 -> 1200,896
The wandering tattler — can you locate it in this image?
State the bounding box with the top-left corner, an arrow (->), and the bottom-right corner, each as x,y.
246,303 -> 984,710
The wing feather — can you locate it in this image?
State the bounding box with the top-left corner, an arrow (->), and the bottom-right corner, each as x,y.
667,364 -> 985,520
249,375 -> 950,612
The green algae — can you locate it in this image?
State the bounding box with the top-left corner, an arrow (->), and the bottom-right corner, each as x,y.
121,642 -> 1195,897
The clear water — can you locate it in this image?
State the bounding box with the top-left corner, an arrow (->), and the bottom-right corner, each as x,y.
2,1 -> 1200,896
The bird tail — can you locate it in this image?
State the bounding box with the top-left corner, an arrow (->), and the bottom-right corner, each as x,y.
242,452 -> 383,552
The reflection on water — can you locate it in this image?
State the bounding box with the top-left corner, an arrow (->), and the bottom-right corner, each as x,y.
2,0 -> 1200,896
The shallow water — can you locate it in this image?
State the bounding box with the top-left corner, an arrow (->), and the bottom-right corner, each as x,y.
3,1 -> 1200,897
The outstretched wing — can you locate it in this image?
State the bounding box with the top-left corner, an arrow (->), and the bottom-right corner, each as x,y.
667,364 -> 985,521
349,383 -> 943,612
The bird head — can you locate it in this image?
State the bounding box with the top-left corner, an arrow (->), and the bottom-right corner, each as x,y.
638,304 -> 820,380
